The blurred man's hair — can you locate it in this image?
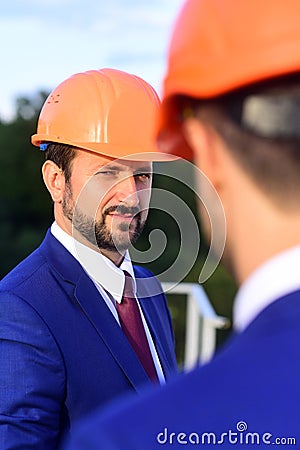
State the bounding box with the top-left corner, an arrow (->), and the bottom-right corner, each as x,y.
180,75 -> 300,209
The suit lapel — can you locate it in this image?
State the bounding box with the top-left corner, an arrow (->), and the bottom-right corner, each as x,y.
74,275 -> 152,392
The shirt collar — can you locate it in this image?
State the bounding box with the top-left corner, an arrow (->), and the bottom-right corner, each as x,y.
51,222 -> 136,303
234,245 -> 300,332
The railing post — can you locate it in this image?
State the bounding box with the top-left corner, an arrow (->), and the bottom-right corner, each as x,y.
162,282 -> 230,371
200,318 -> 218,364
184,295 -> 200,370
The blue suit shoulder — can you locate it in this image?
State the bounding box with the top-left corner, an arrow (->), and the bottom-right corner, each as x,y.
0,238 -> 66,448
133,264 -> 155,278
0,246 -> 47,291
133,265 -> 166,301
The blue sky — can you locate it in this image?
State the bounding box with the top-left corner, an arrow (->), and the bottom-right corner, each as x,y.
0,0 -> 182,121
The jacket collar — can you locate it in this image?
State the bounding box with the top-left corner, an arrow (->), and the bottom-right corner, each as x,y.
50,221 -> 136,303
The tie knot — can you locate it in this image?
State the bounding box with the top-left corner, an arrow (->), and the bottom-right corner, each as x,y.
123,271 -> 135,299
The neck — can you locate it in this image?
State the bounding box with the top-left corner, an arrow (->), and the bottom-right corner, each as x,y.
99,248 -> 125,267
72,231 -> 126,267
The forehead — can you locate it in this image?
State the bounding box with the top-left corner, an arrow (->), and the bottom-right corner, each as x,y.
73,149 -> 153,172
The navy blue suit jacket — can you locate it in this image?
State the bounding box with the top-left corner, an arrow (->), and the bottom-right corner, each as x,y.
0,230 -> 177,449
65,290 -> 300,449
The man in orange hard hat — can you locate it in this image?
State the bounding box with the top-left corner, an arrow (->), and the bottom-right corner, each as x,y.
64,1 -> 300,448
0,68 -> 178,448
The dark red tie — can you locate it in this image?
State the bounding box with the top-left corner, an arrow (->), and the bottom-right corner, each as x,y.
116,271 -> 159,383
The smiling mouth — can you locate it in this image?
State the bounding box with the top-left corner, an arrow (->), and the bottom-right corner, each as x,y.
106,211 -> 138,225
104,205 -> 140,220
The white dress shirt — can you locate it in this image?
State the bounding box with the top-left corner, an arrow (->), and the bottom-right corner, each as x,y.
51,222 -> 165,384
234,245 -> 300,332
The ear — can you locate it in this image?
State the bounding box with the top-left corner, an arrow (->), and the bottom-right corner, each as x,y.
182,117 -> 223,189
42,160 -> 65,203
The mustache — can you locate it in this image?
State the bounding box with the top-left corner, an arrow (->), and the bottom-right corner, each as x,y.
103,205 -> 140,217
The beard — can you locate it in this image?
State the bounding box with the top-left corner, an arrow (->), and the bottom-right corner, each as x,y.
62,183 -> 145,252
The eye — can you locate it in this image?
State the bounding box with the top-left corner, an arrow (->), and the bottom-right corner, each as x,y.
134,173 -> 152,183
96,170 -> 118,177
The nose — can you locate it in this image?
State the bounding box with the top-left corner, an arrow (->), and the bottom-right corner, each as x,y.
117,174 -> 139,207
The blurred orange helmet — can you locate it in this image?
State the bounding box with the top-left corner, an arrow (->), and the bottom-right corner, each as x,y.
157,0 -> 300,158
32,68 -> 174,161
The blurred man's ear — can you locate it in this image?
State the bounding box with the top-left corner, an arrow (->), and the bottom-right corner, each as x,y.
42,160 -> 66,203
182,117 -> 224,190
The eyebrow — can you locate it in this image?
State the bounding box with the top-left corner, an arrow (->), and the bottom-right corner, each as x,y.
99,164 -> 122,171
98,164 -> 152,173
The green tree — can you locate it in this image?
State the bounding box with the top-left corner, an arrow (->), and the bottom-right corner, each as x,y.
0,91 -> 52,277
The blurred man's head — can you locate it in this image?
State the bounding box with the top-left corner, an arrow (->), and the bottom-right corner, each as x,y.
157,0 -> 300,282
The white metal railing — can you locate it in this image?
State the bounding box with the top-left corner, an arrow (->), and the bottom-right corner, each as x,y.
162,282 -> 230,371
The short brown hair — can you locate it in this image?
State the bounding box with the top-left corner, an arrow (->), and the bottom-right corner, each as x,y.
44,143 -> 77,183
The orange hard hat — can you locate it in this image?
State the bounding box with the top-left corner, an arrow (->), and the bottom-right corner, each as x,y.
32,68 -> 174,161
158,0 -> 300,158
